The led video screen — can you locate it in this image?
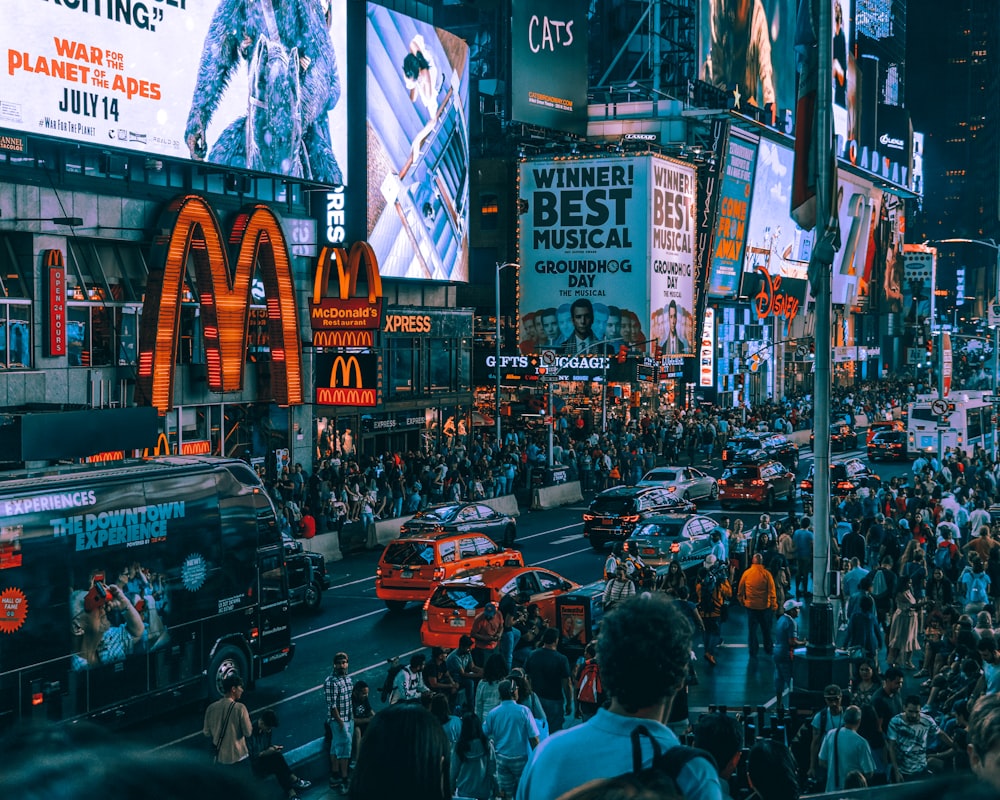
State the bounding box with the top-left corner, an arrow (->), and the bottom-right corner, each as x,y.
366,4 -> 470,282
2,0 -> 349,184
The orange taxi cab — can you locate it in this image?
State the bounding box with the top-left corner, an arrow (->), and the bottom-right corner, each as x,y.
376,532 -> 523,612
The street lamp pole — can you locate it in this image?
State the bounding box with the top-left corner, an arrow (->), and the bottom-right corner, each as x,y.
495,262 -> 519,452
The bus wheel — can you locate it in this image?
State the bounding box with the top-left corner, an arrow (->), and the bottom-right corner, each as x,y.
304,581 -> 323,612
208,645 -> 249,699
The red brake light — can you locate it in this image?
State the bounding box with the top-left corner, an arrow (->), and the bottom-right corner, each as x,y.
751,479 -> 765,486
621,514 -> 640,523
670,542 -> 680,553
376,566 -> 383,577
433,567 -> 445,581
583,513 -> 595,521
718,479 -> 727,486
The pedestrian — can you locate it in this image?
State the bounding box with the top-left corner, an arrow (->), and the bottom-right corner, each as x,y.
696,556 -> 732,667
451,712 -> 499,800
968,694 -> 1000,791
746,738 -> 801,800
602,564 -> 636,610
203,674 -> 253,768
391,653 -> 431,703
470,602 -> 503,668
773,599 -> 806,710
817,705 -> 876,792
808,685 -> 845,785
738,553 -> 778,658
475,653 -> 508,722
324,652 -> 354,794
248,710 -> 313,799
484,678 -> 540,798
792,518 -> 814,597
886,694 -> 955,782
348,703 -> 451,800
516,593 -> 722,800
525,627 -> 573,734
886,575 -> 920,669
446,634 -> 483,711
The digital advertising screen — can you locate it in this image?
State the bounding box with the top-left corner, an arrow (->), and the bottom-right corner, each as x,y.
517,155 -> 696,358
366,4 -> 470,282
698,0 -> 799,117
707,130 -> 758,298
831,168 -> 877,306
510,0 -> 589,136
741,139 -> 812,291
1,0 -> 349,184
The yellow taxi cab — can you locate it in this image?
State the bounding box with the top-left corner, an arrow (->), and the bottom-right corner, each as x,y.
376,532 -> 523,611
420,566 -> 579,649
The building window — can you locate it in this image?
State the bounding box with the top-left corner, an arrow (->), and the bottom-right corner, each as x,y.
66,303 -> 143,367
0,302 -> 31,368
429,338 -> 457,392
387,337 -> 419,398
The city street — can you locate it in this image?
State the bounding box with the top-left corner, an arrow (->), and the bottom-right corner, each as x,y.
137,442 -> 914,769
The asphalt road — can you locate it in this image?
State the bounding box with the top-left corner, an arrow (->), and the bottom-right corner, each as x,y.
134,443 -> 913,761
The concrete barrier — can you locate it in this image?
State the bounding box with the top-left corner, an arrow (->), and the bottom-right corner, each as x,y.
532,480 -> 584,510
483,493 -> 521,519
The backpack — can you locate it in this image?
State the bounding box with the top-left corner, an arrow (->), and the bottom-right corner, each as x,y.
934,543 -> 953,570
871,568 -> 890,600
577,660 -> 604,705
620,725 -> 718,795
378,656 -> 403,704
699,571 -> 720,615
967,572 -> 990,605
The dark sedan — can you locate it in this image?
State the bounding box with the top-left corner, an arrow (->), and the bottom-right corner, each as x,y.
400,502 -> 517,547
810,423 -> 860,452
799,459 -> 881,498
868,430 -> 910,461
627,514 -> 719,569
723,433 -> 800,470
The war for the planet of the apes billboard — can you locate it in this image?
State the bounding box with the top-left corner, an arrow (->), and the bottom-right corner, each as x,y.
517,155 -> 697,358
2,0 -> 349,185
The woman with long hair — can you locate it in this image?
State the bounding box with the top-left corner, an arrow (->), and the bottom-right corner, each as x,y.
349,704 -> 450,800
450,712 -> 497,800
658,559 -> 687,597
849,660 -> 880,707
887,575 -> 921,669
474,653 -> 508,722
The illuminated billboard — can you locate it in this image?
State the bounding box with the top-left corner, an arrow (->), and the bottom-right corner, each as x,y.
707,129 -> 758,298
510,0 -> 589,136
1,0 -> 348,184
698,0 -> 799,117
831,168 -> 877,306
741,139 -> 812,291
366,4 -> 470,282
517,155 -> 697,357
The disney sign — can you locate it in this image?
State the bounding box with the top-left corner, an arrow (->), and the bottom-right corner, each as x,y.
752,266 -> 800,325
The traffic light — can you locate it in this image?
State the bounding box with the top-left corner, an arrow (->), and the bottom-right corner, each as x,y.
616,344 -> 628,364
735,374 -> 745,389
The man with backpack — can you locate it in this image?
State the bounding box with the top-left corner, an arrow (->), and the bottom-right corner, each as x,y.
696,556 -> 733,667
516,593 -> 722,800
871,556 -> 898,631
575,642 -> 604,721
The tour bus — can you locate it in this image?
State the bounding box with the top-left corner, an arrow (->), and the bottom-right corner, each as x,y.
906,390 -> 994,455
0,456 -> 294,731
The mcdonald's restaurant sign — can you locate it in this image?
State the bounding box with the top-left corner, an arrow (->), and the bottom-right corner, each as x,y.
43,249 -> 67,357
315,352 -> 379,407
310,242 -> 383,349
135,194 -> 303,415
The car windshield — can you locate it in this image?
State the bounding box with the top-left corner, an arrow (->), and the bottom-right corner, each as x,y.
875,432 -> 905,442
590,496 -> 639,514
643,470 -> 678,482
632,521 -> 685,539
429,585 -> 491,610
723,467 -> 760,480
419,506 -> 459,523
383,541 -> 436,566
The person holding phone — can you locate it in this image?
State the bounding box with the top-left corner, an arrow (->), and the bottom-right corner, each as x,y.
249,709 -> 312,798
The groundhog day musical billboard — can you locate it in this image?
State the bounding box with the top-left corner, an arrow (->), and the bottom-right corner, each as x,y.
2,0 -> 348,184
517,155 -> 697,357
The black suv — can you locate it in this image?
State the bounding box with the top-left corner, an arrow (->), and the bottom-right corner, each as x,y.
722,434 -> 800,471
283,533 -> 331,612
582,486 -> 695,551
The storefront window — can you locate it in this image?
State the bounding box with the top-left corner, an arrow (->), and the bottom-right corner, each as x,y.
0,303 -> 32,368
429,338 -> 455,392
387,338 -> 418,398
67,306 -> 90,367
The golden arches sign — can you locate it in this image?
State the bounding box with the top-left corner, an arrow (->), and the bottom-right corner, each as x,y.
309,241 -> 384,339
135,194 -> 303,414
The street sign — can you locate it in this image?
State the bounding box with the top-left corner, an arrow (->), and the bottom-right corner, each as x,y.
985,395 -> 1000,403
539,374 -> 561,383
930,399 -> 949,416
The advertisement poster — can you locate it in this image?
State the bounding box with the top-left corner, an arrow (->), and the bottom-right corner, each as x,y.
648,159 -> 698,358
698,0 -> 799,117
518,156 -> 650,354
707,130 -> 758,297
1,0 -> 348,184
741,139 -> 812,292
831,168 -> 876,305
510,0 -> 589,136
366,4 -> 469,282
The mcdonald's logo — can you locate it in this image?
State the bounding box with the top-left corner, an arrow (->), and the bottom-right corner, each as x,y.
310,241 -> 384,332
135,194 -> 303,414
311,329 -> 375,348
315,352 -> 378,407
142,433 -> 172,458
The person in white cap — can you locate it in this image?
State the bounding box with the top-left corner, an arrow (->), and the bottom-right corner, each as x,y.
773,599 -> 806,709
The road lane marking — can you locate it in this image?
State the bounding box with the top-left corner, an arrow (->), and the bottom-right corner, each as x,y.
151,645 -> 425,752
517,522 -> 581,541
551,535 -> 582,545
292,608 -> 387,640
329,575 -> 376,590
535,546 -> 593,565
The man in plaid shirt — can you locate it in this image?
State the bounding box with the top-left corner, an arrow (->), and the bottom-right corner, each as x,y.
324,652 -> 354,794
887,694 -> 955,782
